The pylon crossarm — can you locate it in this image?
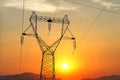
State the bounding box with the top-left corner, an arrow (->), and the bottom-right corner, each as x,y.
22,33 -> 35,37
30,12 -> 70,25
37,16 -> 63,24
63,36 -> 74,40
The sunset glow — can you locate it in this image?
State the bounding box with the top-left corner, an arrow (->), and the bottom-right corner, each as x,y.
1,0 -> 120,80
62,63 -> 69,70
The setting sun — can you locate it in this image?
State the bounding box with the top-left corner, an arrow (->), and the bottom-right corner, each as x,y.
62,63 -> 69,70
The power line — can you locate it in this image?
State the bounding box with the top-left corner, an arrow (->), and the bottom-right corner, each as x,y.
63,0 -> 112,66
80,10 -> 103,41
63,0 -> 120,14
19,0 -> 25,73
53,0 -> 60,17
64,0 -> 115,42
22,0 -> 25,33
80,0 -> 112,41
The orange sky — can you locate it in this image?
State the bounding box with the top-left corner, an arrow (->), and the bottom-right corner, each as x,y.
1,0 -> 120,80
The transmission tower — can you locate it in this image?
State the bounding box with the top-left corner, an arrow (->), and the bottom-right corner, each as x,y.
21,11 -> 76,80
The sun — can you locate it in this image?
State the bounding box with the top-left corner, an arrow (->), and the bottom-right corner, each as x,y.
62,63 -> 69,70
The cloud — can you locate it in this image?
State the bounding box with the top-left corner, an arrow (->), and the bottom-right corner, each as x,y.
92,0 -> 120,9
2,0 -> 77,13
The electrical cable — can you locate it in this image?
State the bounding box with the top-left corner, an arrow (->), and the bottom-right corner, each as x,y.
47,0 -> 60,44
19,0 -> 25,73
64,0 -> 111,65
64,0 -> 120,14
63,0 -> 113,42
22,0 -> 25,33
80,10 -> 103,42
53,0 -> 60,17
68,0 -> 112,65
80,0 -> 112,42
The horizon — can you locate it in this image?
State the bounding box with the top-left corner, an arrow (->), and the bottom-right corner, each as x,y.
0,72 -> 120,80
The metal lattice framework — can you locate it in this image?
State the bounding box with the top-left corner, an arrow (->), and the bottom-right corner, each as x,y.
21,11 -> 76,80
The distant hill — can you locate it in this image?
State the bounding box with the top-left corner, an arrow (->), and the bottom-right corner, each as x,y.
82,75 -> 120,80
0,72 -> 61,80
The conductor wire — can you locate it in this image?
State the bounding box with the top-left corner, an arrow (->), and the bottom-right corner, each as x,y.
19,0 -> 25,73
53,0 -> 60,17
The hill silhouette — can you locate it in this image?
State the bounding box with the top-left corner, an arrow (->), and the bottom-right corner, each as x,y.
82,75 -> 120,80
0,72 -> 61,80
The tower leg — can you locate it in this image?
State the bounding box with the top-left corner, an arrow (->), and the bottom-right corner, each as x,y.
40,50 -> 55,80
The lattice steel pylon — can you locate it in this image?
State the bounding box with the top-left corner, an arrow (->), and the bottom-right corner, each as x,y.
21,11 -> 76,80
